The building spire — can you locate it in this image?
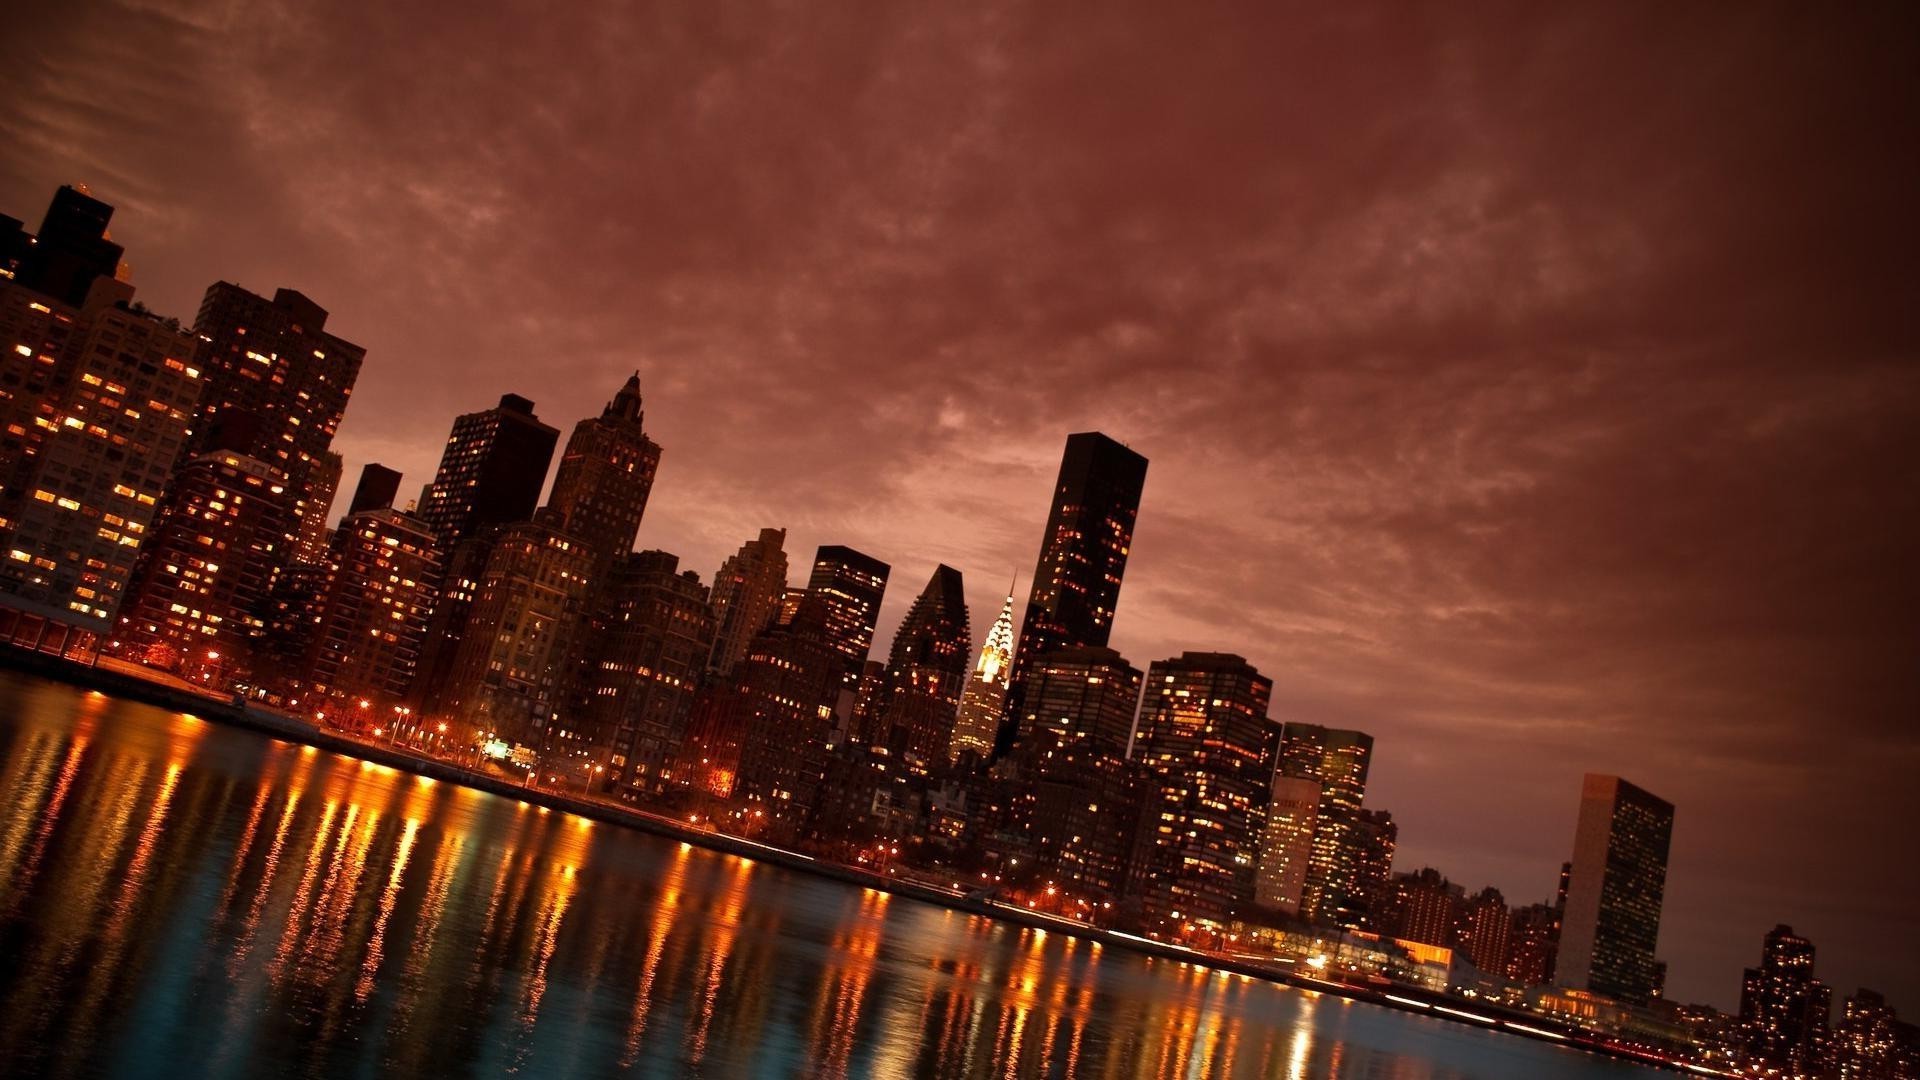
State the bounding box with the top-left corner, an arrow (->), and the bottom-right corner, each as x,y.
605,369 -> 643,422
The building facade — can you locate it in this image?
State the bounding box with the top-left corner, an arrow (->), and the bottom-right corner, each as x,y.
417,393 -> 559,552
1555,773 -> 1675,1004
707,527 -> 789,677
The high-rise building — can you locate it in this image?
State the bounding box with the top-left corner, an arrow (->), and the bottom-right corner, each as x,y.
1351,807 -> 1398,928
950,587 -> 1016,762
1457,886 -> 1512,976
1382,868 -> 1462,949
725,595 -> 845,819
1555,773 -> 1675,1004
1507,901 -> 1562,987
873,564 -> 970,771
543,373 -> 660,573
188,283 -> 365,571
805,545 -> 890,681
109,447 -> 295,685
571,550 -> 716,797
288,505 -> 441,719
293,451 -> 343,565
1828,989 -> 1903,1080
417,393 -> 559,551
1254,775 -> 1321,916
707,527 -> 788,677
1276,722 -> 1376,927
9,186 -> 125,307
1127,651 -> 1273,928
0,272 -> 201,642
346,462 -> 402,516
1002,432 -> 1147,753
1738,924 -> 1831,1077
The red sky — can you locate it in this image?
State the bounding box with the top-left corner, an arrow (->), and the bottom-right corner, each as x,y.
4,1 -> 1916,1010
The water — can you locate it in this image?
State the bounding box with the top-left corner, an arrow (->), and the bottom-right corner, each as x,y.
0,672 -> 1662,1079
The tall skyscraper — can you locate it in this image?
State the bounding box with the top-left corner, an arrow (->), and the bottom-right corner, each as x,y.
189,283 -> 365,568
1127,652 -> 1273,928
1001,432 -> 1148,753
707,527 -> 788,677
1254,776 -> 1321,916
950,587 -> 1017,762
1555,773 -> 1675,1004
873,564 -> 970,771
1016,645 -> 1146,906
417,393 -> 559,551
1277,723 -> 1376,927
724,595 -> 845,819
1738,924 -> 1831,1077
346,462 -> 402,516
0,266 -> 200,642
286,505 -> 441,718
543,373 -> 660,572
805,544 -> 890,681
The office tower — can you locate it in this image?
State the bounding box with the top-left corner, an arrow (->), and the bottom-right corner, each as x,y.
1738,925 -> 1831,1076
288,505 -> 441,719
10,186 -> 125,307
1016,646 -> 1145,906
950,588 -> 1016,762
571,550 -> 716,797
293,451 -> 343,565
346,462 -> 402,516
544,373 -> 660,572
437,519 -> 595,748
805,545 -> 890,681
1254,775 -> 1321,916
110,446 -> 295,685
1507,901 -> 1562,987
0,275 -> 200,643
1127,652 -> 1273,928
1001,432 -> 1148,752
417,393 -> 559,551
1457,887 -> 1512,976
725,595 -> 846,819
707,527 -> 788,676
874,564 -> 970,771
189,283 -> 365,571
1555,774 -> 1675,1004
1276,722 -> 1376,927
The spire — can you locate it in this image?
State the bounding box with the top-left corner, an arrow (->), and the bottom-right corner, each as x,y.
605,370 -> 643,422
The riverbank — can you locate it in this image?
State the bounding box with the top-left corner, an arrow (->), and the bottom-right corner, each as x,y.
0,648 -> 1708,1075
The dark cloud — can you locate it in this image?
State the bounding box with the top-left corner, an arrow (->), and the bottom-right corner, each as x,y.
4,0 -> 1916,1009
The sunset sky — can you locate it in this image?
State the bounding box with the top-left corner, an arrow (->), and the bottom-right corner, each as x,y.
4,1 -> 1915,1009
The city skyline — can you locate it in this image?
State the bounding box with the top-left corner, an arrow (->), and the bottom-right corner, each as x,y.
3,1 -> 1915,1019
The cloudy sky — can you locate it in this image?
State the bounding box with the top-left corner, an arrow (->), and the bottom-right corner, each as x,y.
5,1 -> 1916,1009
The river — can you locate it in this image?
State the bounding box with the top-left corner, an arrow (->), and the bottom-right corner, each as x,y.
0,671 -> 1662,1078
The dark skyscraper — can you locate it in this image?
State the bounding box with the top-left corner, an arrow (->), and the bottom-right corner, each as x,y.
13,185 -> 124,307
1015,645 -> 1145,906
417,393 -> 559,551
544,373 -> 661,572
1738,924 -> 1831,1077
1555,773 -> 1675,1005
346,462 -> 402,516
874,564 -> 970,771
805,545 -> 890,681
707,528 -> 789,677
1002,432 -> 1147,753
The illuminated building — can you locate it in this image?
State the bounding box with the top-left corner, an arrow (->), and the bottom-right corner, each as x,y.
1381,867 -> 1461,949
290,505 -> 441,717
1127,651 -> 1273,928
571,550 -> 715,797
1002,432 -> 1147,754
110,438 -> 295,684
0,271 -> 200,644
437,518 -> 595,748
1507,901 -> 1562,987
725,595 -> 845,820
417,393 -> 558,552
293,450 -> 342,564
1738,924 -> 1831,1077
188,282 -> 364,572
805,544 -> 890,682
1555,773 -> 1674,1004
1276,722 -> 1376,927
1352,807 -> 1398,927
707,527 -> 788,677
873,564 -> 970,772
949,587 -> 1016,762
1828,989 -> 1904,1080
1253,775 -> 1320,916
1457,886 -> 1512,976
1014,645 -> 1144,906
543,373 -> 660,572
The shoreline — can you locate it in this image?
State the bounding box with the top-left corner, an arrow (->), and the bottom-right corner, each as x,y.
0,647 -> 1707,1076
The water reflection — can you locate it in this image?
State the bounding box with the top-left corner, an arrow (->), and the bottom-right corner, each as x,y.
0,673 -> 1658,1079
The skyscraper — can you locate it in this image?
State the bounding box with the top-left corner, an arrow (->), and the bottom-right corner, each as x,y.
1016,645 -> 1146,906
707,527 -> 788,677
287,505 -> 441,718
1555,773 -> 1675,1004
1738,924 -> 1831,1077
805,545 -> 890,681
1001,432 -> 1147,753
1127,651 -> 1273,928
950,587 -> 1017,762
1254,775 -> 1321,916
10,186 -> 125,307
346,462 -> 402,516
417,393 -> 559,551
293,451 -> 343,565
543,373 -> 660,572
1276,722 -> 1376,927
725,595 -> 845,820
873,564 -> 970,771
